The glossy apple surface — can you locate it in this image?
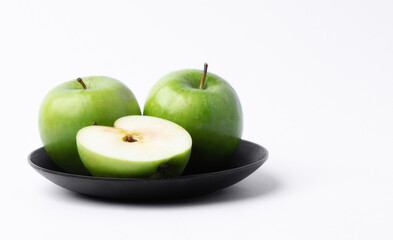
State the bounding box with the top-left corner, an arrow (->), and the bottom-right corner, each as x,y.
39,76 -> 141,174
76,115 -> 192,178
144,69 -> 243,171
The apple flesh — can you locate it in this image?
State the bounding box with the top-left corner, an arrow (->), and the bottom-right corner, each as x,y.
144,67 -> 243,171
76,115 -> 192,178
39,76 -> 141,174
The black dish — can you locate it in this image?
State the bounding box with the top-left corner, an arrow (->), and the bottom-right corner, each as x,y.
28,140 -> 268,201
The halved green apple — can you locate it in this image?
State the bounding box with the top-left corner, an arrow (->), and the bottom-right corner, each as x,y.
76,116 -> 192,178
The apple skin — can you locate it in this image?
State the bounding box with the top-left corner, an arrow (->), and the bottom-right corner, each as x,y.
144,69 -> 243,171
77,141 -> 191,178
39,76 -> 141,174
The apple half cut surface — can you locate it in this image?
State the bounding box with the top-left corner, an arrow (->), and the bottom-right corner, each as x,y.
76,115 -> 192,178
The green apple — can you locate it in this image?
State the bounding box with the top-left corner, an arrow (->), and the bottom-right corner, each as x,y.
144,64 -> 243,171
39,76 -> 141,174
76,115 -> 192,178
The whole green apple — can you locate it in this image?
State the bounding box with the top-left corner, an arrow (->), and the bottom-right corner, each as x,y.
76,115 -> 192,178
144,64 -> 243,171
39,76 -> 141,174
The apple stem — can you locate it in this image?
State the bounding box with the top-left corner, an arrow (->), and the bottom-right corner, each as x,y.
93,122 -> 98,125
199,63 -> 208,89
77,78 -> 87,89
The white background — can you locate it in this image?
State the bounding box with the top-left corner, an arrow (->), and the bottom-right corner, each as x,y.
1,0 -> 392,239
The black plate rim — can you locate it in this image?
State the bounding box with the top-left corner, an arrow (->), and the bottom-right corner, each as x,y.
28,140 -> 268,182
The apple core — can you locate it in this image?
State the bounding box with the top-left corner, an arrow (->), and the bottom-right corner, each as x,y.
124,135 -> 137,142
